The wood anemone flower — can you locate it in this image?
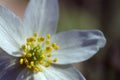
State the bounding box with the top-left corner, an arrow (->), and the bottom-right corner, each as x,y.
0,0 -> 106,80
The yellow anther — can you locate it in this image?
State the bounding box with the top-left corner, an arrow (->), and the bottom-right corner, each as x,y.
27,65 -> 32,69
52,43 -> 59,50
47,60 -> 52,64
38,37 -> 44,42
22,44 -> 26,50
20,33 -> 59,72
30,61 -> 34,66
39,61 -> 44,64
47,34 -> 51,39
37,38 -> 41,42
52,43 -> 56,48
40,36 -> 45,41
37,37 -> 41,42
27,38 -> 30,42
26,53 -> 32,57
34,66 -> 43,72
24,49 -> 27,52
45,63 -> 50,67
47,53 -> 52,57
54,45 -> 59,50
34,32 -> 38,37
41,54 -> 46,59
46,39 -> 51,45
20,58 -> 24,64
30,43 -> 35,48
39,69 -> 43,72
26,42 -> 31,45
24,58 -> 29,64
28,37 -> 36,42
46,47 -> 52,53
53,58 -> 58,62
30,37 -> 36,42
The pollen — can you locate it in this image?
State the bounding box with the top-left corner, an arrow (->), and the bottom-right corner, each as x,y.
34,32 -> 38,37
46,34 -> 51,39
46,39 -> 51,44
47,53 -> 52,57
52,43 -> 59,50
45,46 -> 52,53
19,32 -> 59,72
53,58 -> 58,62
20,58 -> 24,64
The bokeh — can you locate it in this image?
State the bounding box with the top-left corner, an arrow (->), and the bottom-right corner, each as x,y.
58,0 -> 120,80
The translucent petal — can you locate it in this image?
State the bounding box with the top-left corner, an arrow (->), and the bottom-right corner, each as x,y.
42,64 -> 85,80
51,30 -> 106,64
17,68 -> 47,80
0,51 -> 23,80
16,69 -> 34,80
23,0 -> 59,36
0,5 -> 24,56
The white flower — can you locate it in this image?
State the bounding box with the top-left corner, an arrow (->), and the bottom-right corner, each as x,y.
0,0 -> 106,80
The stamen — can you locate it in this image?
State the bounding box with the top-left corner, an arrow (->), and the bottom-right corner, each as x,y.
54,45 -> 59,50
41,54 -> 46,59
53,58 -> 58,62
22,44 -> 26,51
45,47 -> 52,53
19,32 -> 59,72
26,53 -> 32,57
34,32 -> 38,37
52,43 -> 59,50
38,36 -> 44,42
20,58 -> 24,64
30,61 -> 34,66
46,39 -> 51,45
47,34 -> 51,39
27,65 -> 32,69
47,53 -> 52,57
45,63 -> 50,67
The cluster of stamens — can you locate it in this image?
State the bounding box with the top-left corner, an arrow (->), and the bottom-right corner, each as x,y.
19,32 -> 59,72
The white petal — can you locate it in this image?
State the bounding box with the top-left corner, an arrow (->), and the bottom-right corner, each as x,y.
17,65 -> 85,80
23,0 -> 59,36
33,72 -> 47,80
17,68 -> 47,80
42,65 -> 85,80
16,69 -> 34,80
0,51 -> 23,80
0,5 -> 24,56
51,30 -> 106,64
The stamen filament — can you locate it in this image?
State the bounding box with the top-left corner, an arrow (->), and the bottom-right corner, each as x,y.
19,32 -> 59,72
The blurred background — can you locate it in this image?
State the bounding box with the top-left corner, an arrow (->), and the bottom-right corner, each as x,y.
0,0 -> 120,80
58,0 -> 120,80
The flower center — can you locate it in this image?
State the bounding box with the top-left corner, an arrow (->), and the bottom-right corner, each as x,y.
19,32 -> 59,72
